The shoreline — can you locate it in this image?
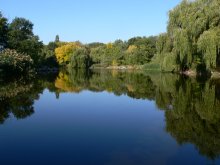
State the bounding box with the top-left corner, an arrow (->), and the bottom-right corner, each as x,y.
90,65 -> 220,79
90,65 -> 143,70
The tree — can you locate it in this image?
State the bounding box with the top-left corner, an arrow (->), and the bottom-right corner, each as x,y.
153,0 -> 220,73
7,17 -> 43,65
70,47 -> 91,69
87,42 -> 105,49
0,12 -> 8,49
198,28 -> 220,69
55,35 -> 60,43
125,37 -> 157,65
55,42 -> 81,65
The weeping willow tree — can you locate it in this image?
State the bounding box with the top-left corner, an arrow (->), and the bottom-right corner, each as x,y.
155,0 -> 220,73
198,28 -> 220,69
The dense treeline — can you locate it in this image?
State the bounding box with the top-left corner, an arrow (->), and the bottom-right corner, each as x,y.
53,36 -> 157,69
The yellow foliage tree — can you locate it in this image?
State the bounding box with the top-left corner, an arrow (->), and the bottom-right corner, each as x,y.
106,43 -> 113,49
126,45 -> 137,53
112,59 -> 118,66
55,42 -> 81,65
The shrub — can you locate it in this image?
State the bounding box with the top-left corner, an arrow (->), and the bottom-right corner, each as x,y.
0,49 -> 33,73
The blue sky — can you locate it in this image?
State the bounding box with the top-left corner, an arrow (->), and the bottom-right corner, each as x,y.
0,0 -> 181,44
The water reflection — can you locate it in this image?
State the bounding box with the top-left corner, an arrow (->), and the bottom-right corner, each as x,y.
0,74 -> 58,123
0,69 -> 220,160
164,78 -> 220,159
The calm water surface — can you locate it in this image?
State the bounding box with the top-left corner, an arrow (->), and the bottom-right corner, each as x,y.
0,70 -> 220,165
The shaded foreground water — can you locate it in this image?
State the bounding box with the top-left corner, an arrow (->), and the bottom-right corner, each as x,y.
0,70 -> 220,165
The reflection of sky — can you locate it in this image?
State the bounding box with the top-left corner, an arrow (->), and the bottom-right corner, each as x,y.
0,89 -> 218,164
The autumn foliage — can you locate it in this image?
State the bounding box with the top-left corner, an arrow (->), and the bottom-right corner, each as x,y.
55,42 -> 81,65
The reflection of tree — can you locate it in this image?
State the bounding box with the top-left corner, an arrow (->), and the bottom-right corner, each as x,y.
55,69 -> 157,100
0,81 -> 33,99
0,79 -> 34,123
0,74 -> 58,123
55,70 -> 89,93
0,99 -> 34,124
163,79 -> 220,159
149,73 -> 220,159
54,69 -> 220,159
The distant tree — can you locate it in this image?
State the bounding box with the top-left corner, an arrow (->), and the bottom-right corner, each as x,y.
0,12 -> 8,49
127,37 -> 142,46
55,42 -> 81,65
125,37 -> 157,65
47,42 -> 57,52
90,46 -> 105,64
55,35 -> 60,43
70,47 -> 91,69
87,42 -> 105,49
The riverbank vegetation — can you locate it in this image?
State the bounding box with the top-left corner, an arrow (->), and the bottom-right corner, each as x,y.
0,0 -> 220,77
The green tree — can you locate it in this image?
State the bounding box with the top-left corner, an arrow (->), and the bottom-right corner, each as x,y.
55,35 -> 60,43
8,17 -> 43,65
0,12 -> 8,49
154,0 -> 220,74
70,47 -> 91,69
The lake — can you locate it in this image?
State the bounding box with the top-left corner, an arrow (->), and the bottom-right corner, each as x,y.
0,69 -> 220,165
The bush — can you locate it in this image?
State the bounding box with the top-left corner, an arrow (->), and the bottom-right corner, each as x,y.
0,49 -> 33,73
